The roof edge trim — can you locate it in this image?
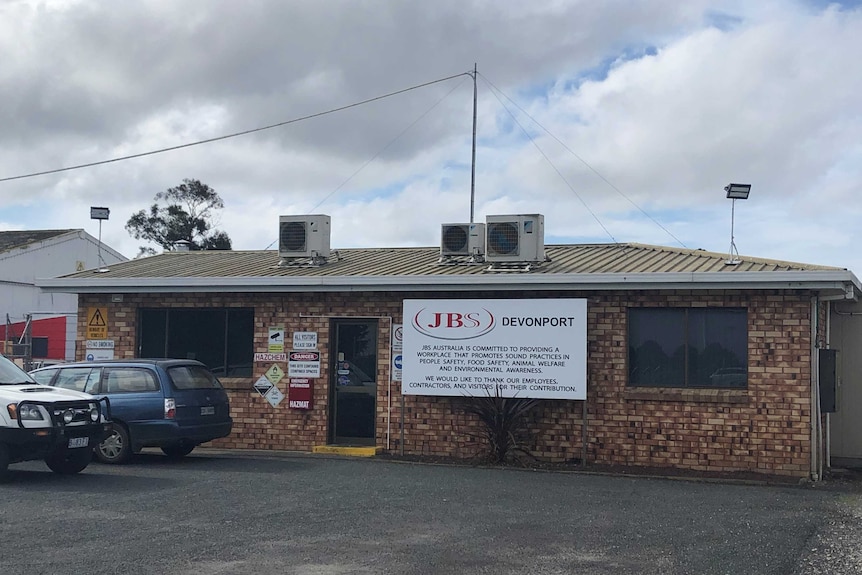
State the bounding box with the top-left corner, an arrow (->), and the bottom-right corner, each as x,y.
36,270 -> 861,297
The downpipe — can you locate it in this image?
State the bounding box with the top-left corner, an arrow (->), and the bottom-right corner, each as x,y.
810,296 -> 822,482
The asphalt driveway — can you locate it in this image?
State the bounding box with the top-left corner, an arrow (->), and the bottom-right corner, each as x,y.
1,450 -> 860,575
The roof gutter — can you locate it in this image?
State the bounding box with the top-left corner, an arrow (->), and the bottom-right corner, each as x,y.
36,270 -> 861,298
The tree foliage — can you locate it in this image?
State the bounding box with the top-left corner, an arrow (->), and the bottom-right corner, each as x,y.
126,179 -> 232,255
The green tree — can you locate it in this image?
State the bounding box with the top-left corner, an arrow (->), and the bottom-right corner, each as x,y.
126,179 -> 232,256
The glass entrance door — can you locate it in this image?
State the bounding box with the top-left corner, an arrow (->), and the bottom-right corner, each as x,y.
329,320 -> 378,445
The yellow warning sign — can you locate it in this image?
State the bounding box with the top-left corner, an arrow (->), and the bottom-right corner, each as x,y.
265,364 -> 285,385
86,307 -> 108,339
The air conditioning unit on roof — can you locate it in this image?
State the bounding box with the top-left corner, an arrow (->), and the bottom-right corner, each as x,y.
485,214 -> 545,263
278,215 -> 331,259
440,223 -> 485,257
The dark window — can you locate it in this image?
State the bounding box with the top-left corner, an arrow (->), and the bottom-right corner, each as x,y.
628,307 -> 747,388
139,309 -> 167,361
138,308 -> 253,377
31,337 -> 48,358
225,309 -> 254,378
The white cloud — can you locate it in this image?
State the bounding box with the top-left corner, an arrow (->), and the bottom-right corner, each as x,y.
1,0 -> 861,276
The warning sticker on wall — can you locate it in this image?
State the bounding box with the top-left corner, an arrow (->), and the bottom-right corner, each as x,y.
265,386 -> 285,407
86,307 -> 108,339
268,326 -> 285,353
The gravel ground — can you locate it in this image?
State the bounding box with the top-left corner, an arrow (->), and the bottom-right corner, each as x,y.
792,469 -> 862,575
1,450 -> 860,575
792,500 -> 862,575
391,454 -> 862,575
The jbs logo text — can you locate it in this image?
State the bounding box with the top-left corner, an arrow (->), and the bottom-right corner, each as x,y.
425,312 -> 483,328
411,308 -> 495,340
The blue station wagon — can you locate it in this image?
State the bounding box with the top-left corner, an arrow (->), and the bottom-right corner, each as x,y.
29,359 -> 232,463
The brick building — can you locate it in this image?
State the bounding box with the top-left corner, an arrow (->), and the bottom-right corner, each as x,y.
37,216 -> 862,480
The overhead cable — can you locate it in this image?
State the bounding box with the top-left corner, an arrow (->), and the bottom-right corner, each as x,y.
479,73 -> 687,249
0,72 -> 470,183
264,75 -> 471,249
481,78 -> 617,244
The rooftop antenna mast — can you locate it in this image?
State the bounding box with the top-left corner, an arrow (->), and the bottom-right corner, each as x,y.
469,63 -> 477,224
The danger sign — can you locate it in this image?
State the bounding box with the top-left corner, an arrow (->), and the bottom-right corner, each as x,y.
288,351 -> 320,378
86,307 -> 108,339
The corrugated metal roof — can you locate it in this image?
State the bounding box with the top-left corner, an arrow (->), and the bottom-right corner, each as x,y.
34,241 -> 860,299
0,229 -> 76,254
51,242 -> 843,279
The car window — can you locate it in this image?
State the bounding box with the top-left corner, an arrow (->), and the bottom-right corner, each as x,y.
168,365 -> 222,390
29,368 -> 58,385
53,367 -> 98,392
103,368 -> 159,393
0,353 -> 36,384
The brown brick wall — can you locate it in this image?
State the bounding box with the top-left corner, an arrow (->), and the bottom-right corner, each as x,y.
78,289 -> 821,477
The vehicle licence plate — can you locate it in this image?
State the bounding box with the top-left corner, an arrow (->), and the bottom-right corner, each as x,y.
200,406 -> 215,416
68,436 -> 89,448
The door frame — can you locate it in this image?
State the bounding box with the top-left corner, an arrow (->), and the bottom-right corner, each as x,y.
328,319 -> 378,445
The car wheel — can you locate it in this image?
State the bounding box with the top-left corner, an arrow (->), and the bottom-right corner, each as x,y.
45,447 -> 92,475
95,424 -> 132,464
161,442 -> 196,459
0,443 -> 10,482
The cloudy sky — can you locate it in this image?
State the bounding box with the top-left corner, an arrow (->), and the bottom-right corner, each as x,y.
2,0 -> 861,274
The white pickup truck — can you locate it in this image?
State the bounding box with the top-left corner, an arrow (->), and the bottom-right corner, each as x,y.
0,353 -> 110,480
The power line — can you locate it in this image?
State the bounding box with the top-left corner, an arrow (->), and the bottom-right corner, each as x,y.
481,77 -> 617,244
0,72 -> 471,184
478,73 -> 687,249
306,76 -> 470,214
264,75 -> 471,249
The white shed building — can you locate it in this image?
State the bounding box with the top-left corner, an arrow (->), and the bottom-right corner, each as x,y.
0,229 -> 127,361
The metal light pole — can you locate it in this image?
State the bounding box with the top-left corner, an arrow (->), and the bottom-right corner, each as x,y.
724,183 -> 751,265
90,206 -> 110,272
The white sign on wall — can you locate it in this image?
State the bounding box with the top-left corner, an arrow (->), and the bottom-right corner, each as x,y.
401,299 -> 587,400
265,385 -> 285,407
268,327 -> 285,353
293,331 -> 318,350
288,351 -> 321,378
253,375 -> 273,396
392,324 -> 403,382
85,339 -> 115,361
254,352 -> 287,362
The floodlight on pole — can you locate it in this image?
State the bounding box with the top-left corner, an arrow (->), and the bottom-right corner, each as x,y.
90,206 -> 110,273
724,184 -> 751,265
725,183 -> 751,200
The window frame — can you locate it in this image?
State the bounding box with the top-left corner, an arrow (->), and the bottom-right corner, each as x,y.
627,306 -> 748,389
137,307 -> 254,377
29,367 -> 59,386
51,366 -> 101,393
